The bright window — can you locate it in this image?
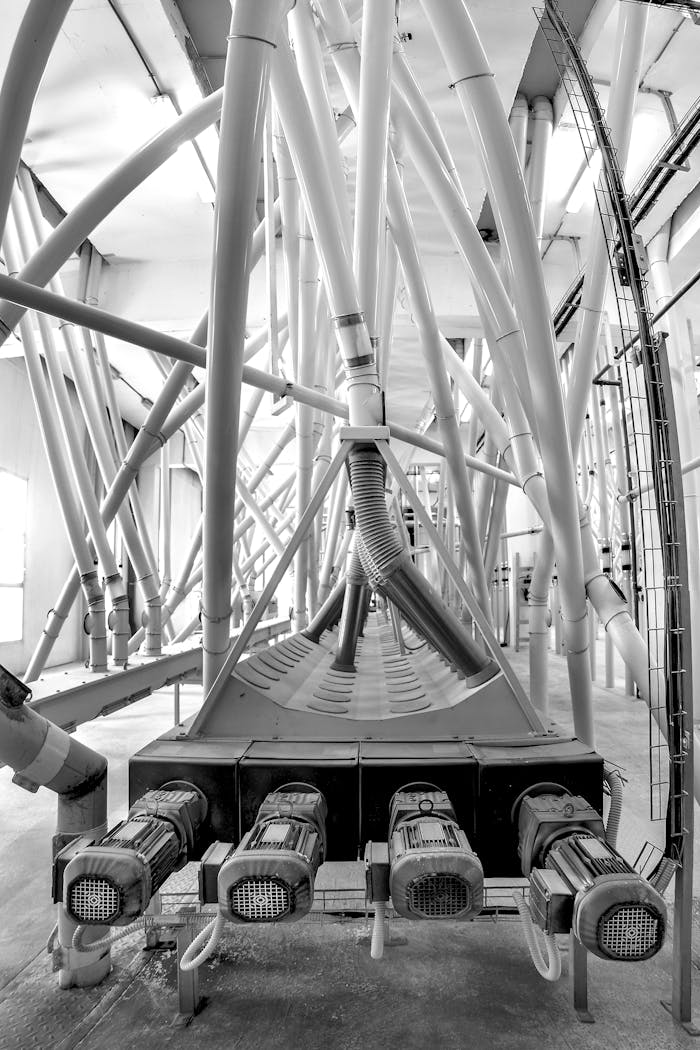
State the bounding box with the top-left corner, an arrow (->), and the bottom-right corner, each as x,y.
0,470 -> 27,642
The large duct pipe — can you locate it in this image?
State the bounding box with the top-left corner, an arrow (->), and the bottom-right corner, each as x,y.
202,0 -> 292,692
0,663 -> 109,988
526,96 -> 553,246
349,449 -> 497,685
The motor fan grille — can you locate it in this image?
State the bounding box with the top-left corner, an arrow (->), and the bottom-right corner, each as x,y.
598,904 -> 662,960
69,876 -> 121,924
406,873 -> 471,918
229,877 -> 292,922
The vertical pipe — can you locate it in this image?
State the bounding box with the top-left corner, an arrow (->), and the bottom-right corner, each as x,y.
508,94 -> 529,173
294,212 -> 317,630
273,117 -> 300,378
263,114 -> 279,375
353,0 -> 395,339
160,442 -> 172,602
526,97 -> 553,247
3,223 -> 107,671
11,190 -> 130,667
202,0 -> 291,692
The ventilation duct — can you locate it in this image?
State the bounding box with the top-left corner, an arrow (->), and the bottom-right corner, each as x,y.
388,785 -> 483,920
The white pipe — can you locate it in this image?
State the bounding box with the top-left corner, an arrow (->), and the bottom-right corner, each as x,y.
271,32 -> 380,428
294,212 -> 317,630
274,116 -> 301,378
353,0 -> 394,338
3,222 -> 108,673
526,97 -> 553,246
289,0 -> 353,249
387,152 -> 493,620
509,94 -> 529,173
421,0 -> 593,746
202,0 -> 291,692
12,184 -> 130,667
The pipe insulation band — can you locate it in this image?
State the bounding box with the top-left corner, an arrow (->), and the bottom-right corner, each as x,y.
14,720 -> 70,787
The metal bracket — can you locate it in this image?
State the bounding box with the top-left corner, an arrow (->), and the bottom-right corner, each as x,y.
661,1000 -> 700,1036
339,426 -> 391,442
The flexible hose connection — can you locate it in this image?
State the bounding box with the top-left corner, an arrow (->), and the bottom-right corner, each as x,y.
348,448 -> 497,685
513,894 -> 562,982
370,902 -> 386,960
72,920 -> 143,954
604,767 -> 624,850
180,912 -> 226,972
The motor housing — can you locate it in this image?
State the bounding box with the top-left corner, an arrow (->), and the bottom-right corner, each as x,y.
517,788 -> 604,875
218,784 -> 327,923
517,788 -> 666,961
547,834 -> 666,961
61,785 -> 206,926
388,785 -> 483,920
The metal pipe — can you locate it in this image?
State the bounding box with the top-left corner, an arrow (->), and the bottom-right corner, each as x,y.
526,96 -> 553,246
331,540 -> 367,671
421,0 -> 593,746
11,190 -> 130,667
3,223 -> 107,673
0,266 -> 516,480
294,213 -> 318,630
386,152 -> 493,621
0,0 -> 73,242
273,116 -> 301,378
289,0 -> 353,248
271,30 -> 381,427
201,0 -> 291,692
353,0 -> 394,340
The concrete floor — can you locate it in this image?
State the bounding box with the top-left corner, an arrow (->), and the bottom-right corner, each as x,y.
0,638 -> 698,1048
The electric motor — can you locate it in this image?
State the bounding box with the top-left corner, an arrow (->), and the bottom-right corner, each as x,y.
546,834 -> 666,961
217,784 -> 327,924
517,787 -> 666,961
388,785 -> 483,920
61,784 -> 206,926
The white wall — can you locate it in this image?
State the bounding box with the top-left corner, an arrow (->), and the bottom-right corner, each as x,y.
0,359 -> 84,676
